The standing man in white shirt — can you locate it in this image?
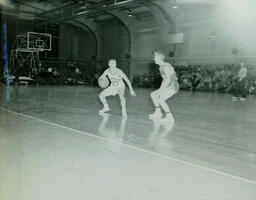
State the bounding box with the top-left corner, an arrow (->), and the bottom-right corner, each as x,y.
232,61 -> 247,101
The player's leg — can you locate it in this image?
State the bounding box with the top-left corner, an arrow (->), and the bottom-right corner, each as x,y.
232,80 -> 239,101
118,87 -> 127,117
159,87 -> 177,121
149,89 -> 162,119
99,86 -> 114,113
240,79 -> 247,101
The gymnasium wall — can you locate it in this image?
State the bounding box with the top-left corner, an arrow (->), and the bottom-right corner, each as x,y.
96,18 -> 130,76
128,1 -> 256,79
2,15 -> 33,56
58,3 -> 256,69
173,1 -> 256,65
59,24 -> 96,63
175,23 -> 256,65
130,30 -> 164,78
58,19 -> 130,75
129,27 -> 177,79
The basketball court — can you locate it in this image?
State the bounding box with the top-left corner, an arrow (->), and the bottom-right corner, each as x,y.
1,85 -> 255,200
1,0 -> 256,199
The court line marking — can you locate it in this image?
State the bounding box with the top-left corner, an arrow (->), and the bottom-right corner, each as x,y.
1,106 -> 256,185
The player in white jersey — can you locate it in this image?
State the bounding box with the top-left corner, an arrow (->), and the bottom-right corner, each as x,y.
98,59 -> 136,117
149,51 -> 179,121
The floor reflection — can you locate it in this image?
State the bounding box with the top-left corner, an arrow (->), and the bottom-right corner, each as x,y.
4,85 -> 10,107
148,113 -> 175,150
98,113 -> 127,142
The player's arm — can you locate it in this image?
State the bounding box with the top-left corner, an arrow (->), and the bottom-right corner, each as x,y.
120,70 -> 136,96
99,69 -> 108,79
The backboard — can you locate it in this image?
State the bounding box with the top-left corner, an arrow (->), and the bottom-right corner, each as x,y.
16,32 -> 52,51
27,32 -> 52,51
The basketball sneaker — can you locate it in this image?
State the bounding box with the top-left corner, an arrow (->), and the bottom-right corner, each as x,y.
99,104 -> 109,113
149,110 -> 162,119
162,113 -> 175,122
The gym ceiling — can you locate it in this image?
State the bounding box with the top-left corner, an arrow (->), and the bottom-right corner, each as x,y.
1,0 -> 221,29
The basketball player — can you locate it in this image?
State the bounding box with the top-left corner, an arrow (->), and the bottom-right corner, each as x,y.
98,59 -> 136,117
149,51 -> 179,121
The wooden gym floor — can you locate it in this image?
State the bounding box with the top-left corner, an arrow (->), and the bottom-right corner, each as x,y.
0,85 -> 255,200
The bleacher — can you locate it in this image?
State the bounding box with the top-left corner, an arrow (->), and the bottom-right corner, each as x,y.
132,64 -> 256,94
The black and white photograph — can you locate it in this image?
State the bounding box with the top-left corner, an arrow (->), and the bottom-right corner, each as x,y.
0,0 -> 256,199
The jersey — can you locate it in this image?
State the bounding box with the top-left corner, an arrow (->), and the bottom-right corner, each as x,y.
159,63 -> 179,91
103,68 -> 125,96
105,68 -> 124,87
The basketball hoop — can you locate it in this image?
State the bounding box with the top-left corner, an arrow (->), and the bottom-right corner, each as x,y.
27,32 -> 52,51
9,32 -> 51,79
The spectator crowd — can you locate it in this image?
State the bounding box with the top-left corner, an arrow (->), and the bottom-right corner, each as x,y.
133,63 -> 256,94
